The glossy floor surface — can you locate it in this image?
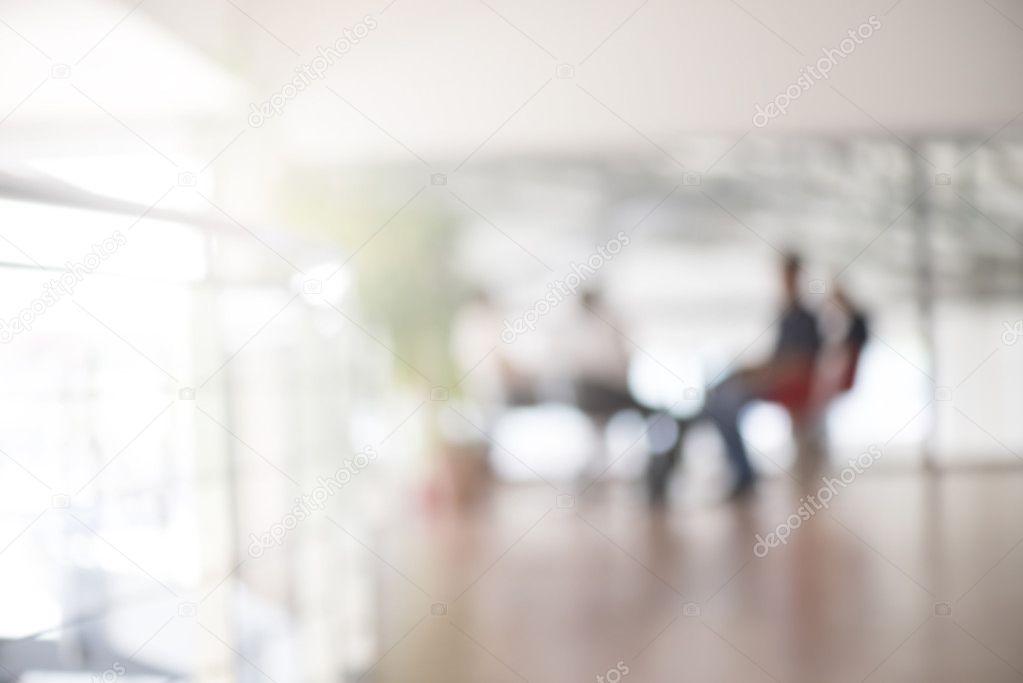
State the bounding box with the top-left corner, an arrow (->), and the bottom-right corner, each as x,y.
362,470 -> 1023,682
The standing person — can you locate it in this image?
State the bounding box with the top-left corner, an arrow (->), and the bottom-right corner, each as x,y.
794,284 -> 870,472
647,253 -> 822,501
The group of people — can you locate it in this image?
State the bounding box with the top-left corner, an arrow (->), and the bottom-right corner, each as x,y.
644,253 -> 868,501
452,252 -> 868,503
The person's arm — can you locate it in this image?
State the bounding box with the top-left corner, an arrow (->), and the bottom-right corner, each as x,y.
834,287 -> 869,390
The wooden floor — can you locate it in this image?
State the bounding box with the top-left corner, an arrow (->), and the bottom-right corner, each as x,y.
361,470 -> 1023,683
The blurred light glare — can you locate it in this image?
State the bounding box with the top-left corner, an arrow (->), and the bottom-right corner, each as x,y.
491,404 -> 594,481
628,349 -> 705,417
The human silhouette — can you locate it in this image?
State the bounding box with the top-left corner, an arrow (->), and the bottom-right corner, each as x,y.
647,253 -> 851,501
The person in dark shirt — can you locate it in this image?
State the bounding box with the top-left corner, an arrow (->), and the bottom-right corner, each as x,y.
647,253 -> 823,501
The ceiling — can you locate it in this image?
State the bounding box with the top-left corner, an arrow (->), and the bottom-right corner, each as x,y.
2,0 -> 1023,169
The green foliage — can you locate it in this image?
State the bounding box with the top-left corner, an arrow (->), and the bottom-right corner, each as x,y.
277,170 -> 463,387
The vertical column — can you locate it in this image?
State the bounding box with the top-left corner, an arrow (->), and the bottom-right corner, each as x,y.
911,139 -> 938,469
190,235 -> 238,683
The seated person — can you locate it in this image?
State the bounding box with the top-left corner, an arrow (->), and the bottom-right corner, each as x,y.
570,289 -> 634,421
647,253 -> 867,501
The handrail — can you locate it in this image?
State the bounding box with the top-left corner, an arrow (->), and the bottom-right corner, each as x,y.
0,168 -> 344,266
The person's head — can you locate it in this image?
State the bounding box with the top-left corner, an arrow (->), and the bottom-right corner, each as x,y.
781,252 -> 802,303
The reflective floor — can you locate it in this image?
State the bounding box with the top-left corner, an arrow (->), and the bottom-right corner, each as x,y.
364,471 -> 1023,683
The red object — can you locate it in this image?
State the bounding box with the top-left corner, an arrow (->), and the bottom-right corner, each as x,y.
763,369 -> 816,414
769,342 -> 866,420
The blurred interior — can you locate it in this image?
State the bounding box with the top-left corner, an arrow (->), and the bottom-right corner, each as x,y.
2,0 -> 1023,681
